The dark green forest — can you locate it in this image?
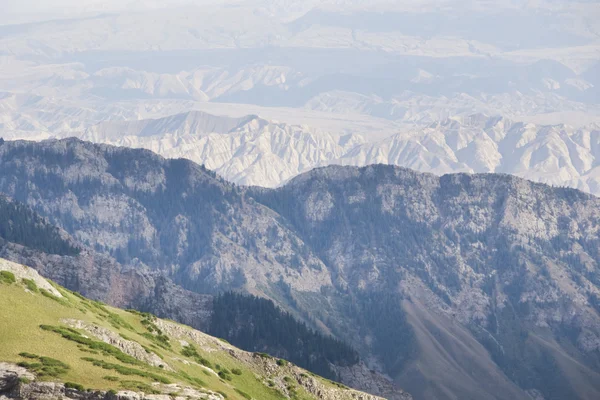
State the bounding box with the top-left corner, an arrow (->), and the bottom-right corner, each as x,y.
210,292 -> 359,380
0,195 -> 80,256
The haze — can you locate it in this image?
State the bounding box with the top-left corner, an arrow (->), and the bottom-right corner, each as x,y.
0,0 -> 599,190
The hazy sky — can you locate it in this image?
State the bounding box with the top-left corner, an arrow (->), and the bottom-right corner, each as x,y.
1,0 -> 229,24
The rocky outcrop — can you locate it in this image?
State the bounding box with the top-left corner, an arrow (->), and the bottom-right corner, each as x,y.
0,259 -> 62,297
62,319 -> 172,370
0,363 -> 224,400
333,362 -> 412,400
154,320 -> 388,400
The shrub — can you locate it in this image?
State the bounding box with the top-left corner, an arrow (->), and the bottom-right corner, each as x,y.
119,380 -> 160,394
141,332 -> 171,350
276,359 -> 287,367
40,325 -> 142,365
234,388 -> 251,400
65,382 -> 85,391
19,352 -> 39,359
80,358 -> 170,384
0,271 -> 16,284
218,371 -> 232,381
231,368 -> 242,376
217,391 -> 228,399
39,289 -> 70,306
181,344 -> 212,368
17,355 -> 70,378
103,376 -> 119,382
22,278 -> 38,292
106,312 -> 134,331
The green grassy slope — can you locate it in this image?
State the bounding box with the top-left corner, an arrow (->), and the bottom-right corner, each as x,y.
0,258 -> 380,400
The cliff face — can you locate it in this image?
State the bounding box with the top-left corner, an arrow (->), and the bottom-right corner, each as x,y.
1,138 -> 600,400
0,138 -> 332,298
255,165 -> 600,399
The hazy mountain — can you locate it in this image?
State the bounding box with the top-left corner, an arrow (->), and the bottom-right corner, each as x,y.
328,114 -> 600,195
1,0 -> 598,151
80,111 -> 363,187
49,110 -> 600,196
1,138 -> 600,399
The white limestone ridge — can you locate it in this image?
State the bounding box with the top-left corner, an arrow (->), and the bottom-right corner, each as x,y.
80,111 -> 365,187
74,111 -> 600,196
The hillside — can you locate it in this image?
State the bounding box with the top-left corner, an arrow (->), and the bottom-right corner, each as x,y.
0,257 -> 383,400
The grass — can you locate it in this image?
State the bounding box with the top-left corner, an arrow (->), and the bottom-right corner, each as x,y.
39,288 -> 71,307
0,261 -> 357,400
235,388 -> 252,399
80,357 -> 171,384
65,382 -> 85,391
40,325 -> 143,366
181,344 -> 213,368
276,359 -> 287,367
119,380 -> 161,394
17,354 -> 70,378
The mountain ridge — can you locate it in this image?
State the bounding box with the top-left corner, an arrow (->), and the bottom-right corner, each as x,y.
29,111 -> 600,197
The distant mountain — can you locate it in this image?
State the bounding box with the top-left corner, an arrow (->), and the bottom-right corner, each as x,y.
73,111 -> 600,196
80,111 -> 363,187
1,138 -> 600,399
327,114 -> 600,195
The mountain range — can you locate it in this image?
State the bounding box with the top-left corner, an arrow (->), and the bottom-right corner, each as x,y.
26,110 -> 599,196
0,138 -> 599,400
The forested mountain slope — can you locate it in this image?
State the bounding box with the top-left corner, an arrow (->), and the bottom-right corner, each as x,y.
1,138 -> 600,399
0,154 -> 404,399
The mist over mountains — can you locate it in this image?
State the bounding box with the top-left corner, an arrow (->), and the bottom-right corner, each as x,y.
1,1 -> 600,399
1,0 -> 598,194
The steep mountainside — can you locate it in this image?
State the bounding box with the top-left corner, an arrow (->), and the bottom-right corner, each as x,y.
0,138 -> 333,297
0,194 -> 212,331
253,165 -> 600,400
0,194 -> 402,398
0,257 -> 382,400
1,138 -> 600,400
